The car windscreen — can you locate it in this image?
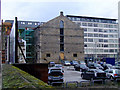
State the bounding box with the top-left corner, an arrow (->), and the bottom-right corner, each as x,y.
50,69 -> 61,72
65,61 -> 70,63
49,71 -> 63,76
80,64 -> 86,68
55,65 -> 62,67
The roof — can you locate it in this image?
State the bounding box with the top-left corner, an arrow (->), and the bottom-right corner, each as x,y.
66,15 -> 117,21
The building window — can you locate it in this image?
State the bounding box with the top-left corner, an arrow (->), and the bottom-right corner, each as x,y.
99,39 -> 103,42
88,23 -> 92,27
73,54 -> 77,57
88,39 -> 93,42
84,33 -> 87,37
104,34 -> 108,37
104,39 -> 108,42
82,23 -> 87,26
94,23 -> 98,27
88,33 -> 93,37
84,28 -> 87,32
84,44 -> 87,47
60,36 -> 64,43
104,49 -> 108,52
46,53 -> 50,57
60,44 -> 64,51
60,28 -> 64,35
99,34 -> 103,37
21,22 -> 25,24
99,29 -> 103,32
94,34 -> 98,37
94,29 -> 98,32
104,44 -> 108,47
84,38 -> 87,42
109,49 -> 114,52
28,22 -> 32,25
104,30 -> 108,33
60,20 -> 64,28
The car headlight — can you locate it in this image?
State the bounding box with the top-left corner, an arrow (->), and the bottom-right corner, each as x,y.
95,73 -> 97,77
48,77 -> 52,80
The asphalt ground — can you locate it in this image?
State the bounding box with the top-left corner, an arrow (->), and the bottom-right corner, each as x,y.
63,66 -> 88,83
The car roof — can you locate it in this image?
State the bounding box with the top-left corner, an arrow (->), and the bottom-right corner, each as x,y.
49,67 -> 61,69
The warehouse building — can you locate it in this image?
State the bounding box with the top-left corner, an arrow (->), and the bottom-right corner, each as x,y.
34,12 -> 84,63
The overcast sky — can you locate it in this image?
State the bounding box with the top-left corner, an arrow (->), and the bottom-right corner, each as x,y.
1,0 -> 120,22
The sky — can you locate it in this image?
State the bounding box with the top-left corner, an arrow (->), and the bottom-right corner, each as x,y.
1,0 -> 120,22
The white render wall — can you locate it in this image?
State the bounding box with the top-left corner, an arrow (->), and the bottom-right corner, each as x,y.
76,21 -> 118,59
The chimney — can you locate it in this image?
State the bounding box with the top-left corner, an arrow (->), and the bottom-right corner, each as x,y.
60,11 -> 63,16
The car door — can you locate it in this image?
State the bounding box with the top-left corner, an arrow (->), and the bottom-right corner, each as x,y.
85,71 -> 94,79
105,70 -> 113,78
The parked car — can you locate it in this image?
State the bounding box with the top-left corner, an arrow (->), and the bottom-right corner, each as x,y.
48,67 -> 64,85
64,61 -> 71,66
102,64 -> 113,70
74,64 -> 89,72
48,61 -> 55,67
70,60 -> 79,66
81,69 -> 107,80
87,62 -> 96,69
94,63 -> 104,70
54,64 -> 64,72
105,69 -> 120,81
113,66 -> 120,69
79,61 -> 86,64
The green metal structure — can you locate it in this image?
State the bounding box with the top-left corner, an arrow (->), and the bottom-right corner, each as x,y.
19,28 -> 35,63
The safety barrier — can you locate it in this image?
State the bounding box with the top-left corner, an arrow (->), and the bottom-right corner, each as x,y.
80,80 -> 91,87
66,81 -> 78,88
51,79 -> 118,88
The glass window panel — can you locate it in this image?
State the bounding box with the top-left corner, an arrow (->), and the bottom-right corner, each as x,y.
99,34 -> 103,37
88,33 -> 93,37
88,39 -> 93,42
94,34 -> 98,37
104,34 -> 108,37
82,22 -> 87,26
88,23 -> 93,27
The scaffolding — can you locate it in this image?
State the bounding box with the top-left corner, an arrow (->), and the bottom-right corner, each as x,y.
19,28 -> 35,63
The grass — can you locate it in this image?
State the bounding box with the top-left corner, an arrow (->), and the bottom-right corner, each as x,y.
2,64 -> 53,89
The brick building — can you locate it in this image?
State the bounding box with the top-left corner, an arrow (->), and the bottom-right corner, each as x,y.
34,12 -> 84,63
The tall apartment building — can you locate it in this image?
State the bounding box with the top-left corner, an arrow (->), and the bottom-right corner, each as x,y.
67,15 -> 119,61
118,1 -> 120,61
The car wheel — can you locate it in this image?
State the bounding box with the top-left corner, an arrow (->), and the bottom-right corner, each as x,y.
90,78 -> 93,81
81,74 -> 84,79
75,68 -> 78,71
110,76 -> 114,81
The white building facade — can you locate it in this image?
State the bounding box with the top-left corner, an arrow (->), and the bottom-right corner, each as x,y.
67,15 -> 118,61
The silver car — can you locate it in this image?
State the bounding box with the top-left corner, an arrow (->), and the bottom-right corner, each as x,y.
105,69 -> 120,80
48,67 -> 64,85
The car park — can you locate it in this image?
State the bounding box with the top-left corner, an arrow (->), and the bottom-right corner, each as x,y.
74,64 -> 89,72
104,69 -> 120,81
81,69 -> 107,80
70,60 -> 79,66
48,67 -> 64,85
64,61 -> 71,66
